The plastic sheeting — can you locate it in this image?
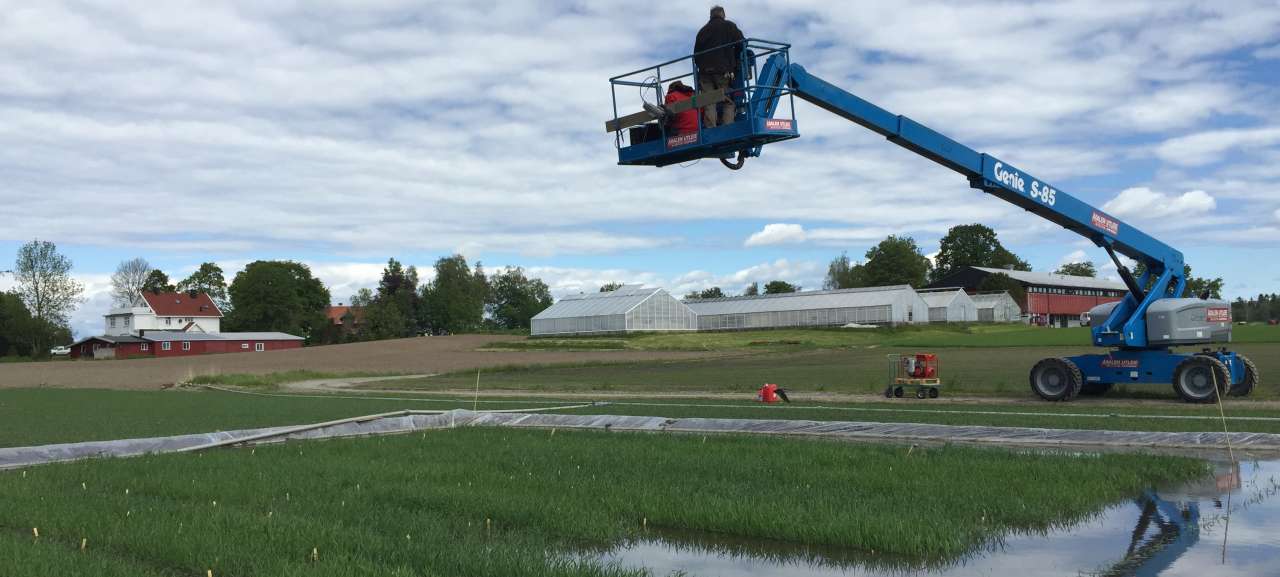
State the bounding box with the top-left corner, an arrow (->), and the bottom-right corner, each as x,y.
4,410 -> 1280,470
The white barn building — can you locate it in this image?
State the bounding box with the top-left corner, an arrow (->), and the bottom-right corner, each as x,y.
918,288 -> 978,323
971,291 -> 1023,322
531,285 -> 697,336
684,285 -> 929,331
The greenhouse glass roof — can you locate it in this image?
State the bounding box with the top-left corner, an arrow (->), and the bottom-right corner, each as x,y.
683,285 -> 916,316
532,285 -> 666,320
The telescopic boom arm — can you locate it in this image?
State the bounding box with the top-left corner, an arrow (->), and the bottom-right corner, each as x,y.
756,58 -> 1186,348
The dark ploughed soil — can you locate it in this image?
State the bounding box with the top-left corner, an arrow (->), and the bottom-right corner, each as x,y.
0,335 -> 723,390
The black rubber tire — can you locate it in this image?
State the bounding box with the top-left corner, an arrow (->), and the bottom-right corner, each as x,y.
893,386 -> 904,398
1173,356 -> 1230,403
1079,382 -> 1114,396
883,386 -> 893,398
928,387 -> 940,399
915,388 -> 927,399
1230,355 -> 1259,397
1030,358 -> 1083,402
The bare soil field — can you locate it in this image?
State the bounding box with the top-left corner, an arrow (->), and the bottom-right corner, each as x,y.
0,335 -> 723,390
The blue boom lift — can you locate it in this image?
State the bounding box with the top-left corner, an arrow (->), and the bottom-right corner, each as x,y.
607,40 -> 1259,402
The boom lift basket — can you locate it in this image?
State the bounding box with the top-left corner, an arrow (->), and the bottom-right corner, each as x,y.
606,39 -> 799,167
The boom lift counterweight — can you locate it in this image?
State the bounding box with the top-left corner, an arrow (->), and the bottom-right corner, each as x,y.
606,40 -> 1256,402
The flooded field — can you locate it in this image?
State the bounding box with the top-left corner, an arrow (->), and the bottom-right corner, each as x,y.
598,456 -> 1280,577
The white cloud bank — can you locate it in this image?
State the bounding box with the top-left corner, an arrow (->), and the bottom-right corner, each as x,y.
1102,187 -> 1216,219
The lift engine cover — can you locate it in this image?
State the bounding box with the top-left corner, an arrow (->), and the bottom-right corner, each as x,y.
1146,298 -> 1232,345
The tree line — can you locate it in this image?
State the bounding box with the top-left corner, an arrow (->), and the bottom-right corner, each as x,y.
822,224 -> 1030,292
325,256 -> 554,344
106,255 -> 557,345
1232,294 -> 1280,323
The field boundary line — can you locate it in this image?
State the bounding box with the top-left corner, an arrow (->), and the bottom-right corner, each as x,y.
198,384 -> 1280,423
6,409 -> 1280,471
603,401 -> 1280,423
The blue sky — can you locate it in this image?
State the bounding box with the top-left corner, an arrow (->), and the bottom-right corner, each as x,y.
1,1 -> 1279,338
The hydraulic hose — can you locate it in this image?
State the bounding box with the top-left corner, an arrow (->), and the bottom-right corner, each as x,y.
721,150 -> 747,170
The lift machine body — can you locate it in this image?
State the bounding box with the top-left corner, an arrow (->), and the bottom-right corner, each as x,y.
606,40 -> 1258,402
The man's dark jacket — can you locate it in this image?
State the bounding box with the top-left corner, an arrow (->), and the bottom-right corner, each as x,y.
694,16 -> 745,74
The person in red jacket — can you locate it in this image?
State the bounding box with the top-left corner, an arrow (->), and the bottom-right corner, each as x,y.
664,80 -> 699,135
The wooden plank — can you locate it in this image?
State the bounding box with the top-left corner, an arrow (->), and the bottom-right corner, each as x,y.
604,88 -> 726,133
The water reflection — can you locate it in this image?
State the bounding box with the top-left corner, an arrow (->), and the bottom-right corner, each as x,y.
595,458 -> 1280,577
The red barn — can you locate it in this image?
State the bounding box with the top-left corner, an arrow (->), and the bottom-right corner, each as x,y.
70,331 -> 303,359
927,266 -> 1127,328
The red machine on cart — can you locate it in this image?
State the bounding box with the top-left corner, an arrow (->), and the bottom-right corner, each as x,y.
885,353 -> 941,399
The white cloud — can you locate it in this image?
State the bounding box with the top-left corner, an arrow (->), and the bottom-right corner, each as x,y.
1274,208 -> 1280,222
1155,126 -> 1280,166
744,222 -> 947,248
1058,249 -> 1090,266
0,0 -> 1278,308
1102,187 -> 1216,219
744,223 -> 808,247
525,259 -> 825,301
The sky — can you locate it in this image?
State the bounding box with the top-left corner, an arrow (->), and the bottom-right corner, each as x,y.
1,0 -> 1279,338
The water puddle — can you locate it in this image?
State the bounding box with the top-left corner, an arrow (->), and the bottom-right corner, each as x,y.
594,457 -> 1280,576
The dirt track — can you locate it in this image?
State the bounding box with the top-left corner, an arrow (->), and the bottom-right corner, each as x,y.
0,335 -> 722,390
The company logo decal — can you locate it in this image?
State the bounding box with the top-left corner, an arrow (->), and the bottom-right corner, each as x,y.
992,161 -> 1056,205
1091,211 -> 1120,235
1100,358 -> 1139,369
1207,308 -> 1231,322
666,133 -> 697,148
764,119 -> 793,131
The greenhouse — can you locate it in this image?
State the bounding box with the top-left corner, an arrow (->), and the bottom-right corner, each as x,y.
919,288 -> 979,323
684,285 -> 929,331
971,291 -> 1023,322
530,285 -> 697,336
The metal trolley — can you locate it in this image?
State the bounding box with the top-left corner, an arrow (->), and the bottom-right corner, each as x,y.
885,353 -> 941,399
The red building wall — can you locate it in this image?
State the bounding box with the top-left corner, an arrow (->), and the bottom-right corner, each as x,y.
1026,292 -> 1124,327
70,340 -> 154,359
1026,293 -> 1123,317
149,338 -> 302,357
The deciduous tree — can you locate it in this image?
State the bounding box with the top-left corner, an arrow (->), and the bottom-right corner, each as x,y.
933,224 -> 1029,281
14,240 -> 81,356
110,258 -> 151,307
862,235 -> 932,287
763,280 -> 798,294
421,255 -> 487,334
176,263 -> 230,311
1055,261 -> 1097,278
225,261 -> 330,341
1132,263 -> 1223,299
824,252 -> 864,290
487,267 -> 554,329
141,269 -> 174,293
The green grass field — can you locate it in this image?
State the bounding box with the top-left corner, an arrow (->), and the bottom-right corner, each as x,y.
5,387 -> 1280,449
494,323 -> 1280,351
377,342 -> 1277,400
0,388 -> 539,448
0,428 -> 1208,576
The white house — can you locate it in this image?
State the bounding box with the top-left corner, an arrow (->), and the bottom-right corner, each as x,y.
104,291 -> 223,336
